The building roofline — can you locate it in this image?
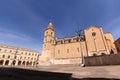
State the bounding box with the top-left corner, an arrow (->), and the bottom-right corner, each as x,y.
104,32 -> 112,34
85,26 -> 101,30
55,35 -> 84,40
0,44 -> 38,52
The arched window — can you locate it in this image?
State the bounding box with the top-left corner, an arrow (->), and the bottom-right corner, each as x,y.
8,55 -> 10,59
18,61 -> 21,65
110,49 -> 114,54
5,60 -> 9,65
20,56 -> 22,59
0,60 -> 4,65
93,53 -> 97,56
101,53 -> 106,56
51,32 -> 53,35
2,55 -> 5,58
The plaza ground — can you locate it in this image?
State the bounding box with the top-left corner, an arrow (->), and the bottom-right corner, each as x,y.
4,65 -> 119,79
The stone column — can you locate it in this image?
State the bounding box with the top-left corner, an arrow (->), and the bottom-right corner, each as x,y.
31,62 -> 34,66
2,60 -> 5,66
8,60 -> 12,66
15,60 -> 18,66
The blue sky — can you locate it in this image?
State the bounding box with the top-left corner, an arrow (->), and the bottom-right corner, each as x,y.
0,0 -> 120,53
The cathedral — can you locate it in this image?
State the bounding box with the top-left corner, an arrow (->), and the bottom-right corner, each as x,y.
39,21 -> 117,65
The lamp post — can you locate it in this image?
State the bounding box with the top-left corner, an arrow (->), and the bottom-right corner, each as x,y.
76,28 -> 85,67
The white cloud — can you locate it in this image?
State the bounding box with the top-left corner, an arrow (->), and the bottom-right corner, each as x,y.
0,27 -> 35,42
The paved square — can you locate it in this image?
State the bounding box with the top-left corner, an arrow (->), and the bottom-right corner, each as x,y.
20,65 -> 120,79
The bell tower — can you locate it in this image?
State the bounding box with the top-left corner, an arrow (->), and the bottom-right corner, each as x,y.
41,21 -> 55,59
43,21 -> 54,44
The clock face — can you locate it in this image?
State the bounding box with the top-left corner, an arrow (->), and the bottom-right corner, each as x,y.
92,32 -> 96,36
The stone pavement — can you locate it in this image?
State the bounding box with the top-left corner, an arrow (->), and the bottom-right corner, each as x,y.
24,65 -> 120,79
1,65 -> 120,79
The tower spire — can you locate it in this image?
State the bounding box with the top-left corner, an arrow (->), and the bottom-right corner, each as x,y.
46,20 -> 54,31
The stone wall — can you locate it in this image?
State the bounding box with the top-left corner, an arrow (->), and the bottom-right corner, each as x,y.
84,54 -> 120,66
53,58 -> 82,65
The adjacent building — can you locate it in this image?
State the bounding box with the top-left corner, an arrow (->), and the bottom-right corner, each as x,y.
114,38 -> 120,53
0,44 -> 39,66
39,22 -> 117,65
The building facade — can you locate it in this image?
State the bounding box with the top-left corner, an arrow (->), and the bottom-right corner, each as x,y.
0,44 -> 39,66
114,38 -> 120,53
39,22 -> 117,65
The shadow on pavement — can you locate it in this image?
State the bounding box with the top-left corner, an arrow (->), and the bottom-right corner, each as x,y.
0,67 -> 119,80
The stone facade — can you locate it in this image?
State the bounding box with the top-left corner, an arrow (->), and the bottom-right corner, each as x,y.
39,22 -> 117,65
114,38 -> 120,53
0,44 -> 38,66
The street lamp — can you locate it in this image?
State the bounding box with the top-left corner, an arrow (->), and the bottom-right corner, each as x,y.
76,28 -> 85,67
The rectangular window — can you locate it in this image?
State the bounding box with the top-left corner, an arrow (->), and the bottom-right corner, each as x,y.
2,55 -> 5,58
65,40 -> 70,43
67,49 -> 69,53
57,41 -> 62,44
14,56 -> 17,59
77,48 -> 79,52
